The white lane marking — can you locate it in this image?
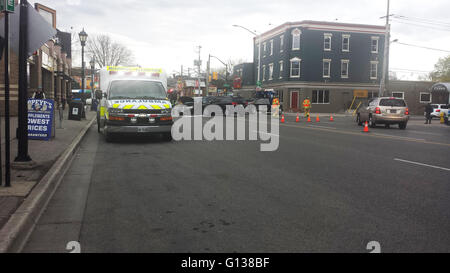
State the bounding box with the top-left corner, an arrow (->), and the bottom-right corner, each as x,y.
307,124 -> 337,130
394,158 -> 450,172
408,130 -> 441,136
372,133 -> 425,141
252,130 -> 279,137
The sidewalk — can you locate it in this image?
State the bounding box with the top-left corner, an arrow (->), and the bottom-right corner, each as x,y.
0,110 -> 96,230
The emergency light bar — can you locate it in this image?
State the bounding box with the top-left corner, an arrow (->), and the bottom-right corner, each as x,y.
106,66 -> 162,73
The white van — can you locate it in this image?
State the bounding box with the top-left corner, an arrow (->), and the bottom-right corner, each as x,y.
97,67 -> 173,141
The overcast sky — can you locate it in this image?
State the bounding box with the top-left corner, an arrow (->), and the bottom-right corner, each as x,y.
30,0 -> 450,80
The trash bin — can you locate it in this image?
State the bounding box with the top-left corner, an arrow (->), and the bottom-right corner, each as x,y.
69,100 -> 83,121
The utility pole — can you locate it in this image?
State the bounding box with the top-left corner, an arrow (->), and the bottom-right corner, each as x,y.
196,45 -> 202,96
379,0 -> 390,97
4,9 -> 10,186
206,55 -> 210,96
15,0 -> 32,163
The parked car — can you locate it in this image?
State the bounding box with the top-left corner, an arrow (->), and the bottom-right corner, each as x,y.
357,97 -> 410,129
179,96 -> 227,115
430,104 -> 449,119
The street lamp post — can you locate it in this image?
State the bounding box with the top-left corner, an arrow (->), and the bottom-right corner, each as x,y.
232,25 -> 261,86
209,54 -> 229,94
78,28 -> 88,118
90,58 -> 95,111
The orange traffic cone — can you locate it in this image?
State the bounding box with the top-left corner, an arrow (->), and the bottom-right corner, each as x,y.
307,116 -> 311,123
281,114 -> 285,123
330,115 -> 334,122
316,116 -> 320,122
296,113 -> 300,123
363,121 -> 369,132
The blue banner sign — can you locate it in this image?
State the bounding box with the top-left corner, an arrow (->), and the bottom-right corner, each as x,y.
28,99 -> 54,141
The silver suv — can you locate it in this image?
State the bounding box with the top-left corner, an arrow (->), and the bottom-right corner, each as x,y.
357,97 -> 410,129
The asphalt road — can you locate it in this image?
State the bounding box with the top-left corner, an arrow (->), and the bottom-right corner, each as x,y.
23,114 -> 450,253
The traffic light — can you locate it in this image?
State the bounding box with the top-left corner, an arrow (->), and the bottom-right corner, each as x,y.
213,72 -> 218,80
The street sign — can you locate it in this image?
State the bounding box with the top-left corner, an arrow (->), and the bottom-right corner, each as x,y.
0,0 -> 15,13
0,3 -> 56,56
354,90 -> 368,98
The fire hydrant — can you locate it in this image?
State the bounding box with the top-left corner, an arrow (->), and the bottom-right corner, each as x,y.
440,112 -> 445,124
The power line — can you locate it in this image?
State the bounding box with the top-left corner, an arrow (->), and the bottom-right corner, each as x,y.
393,42 -> 450,53
390,19 -> 450,32
392,15 -> 450,28
390,68 -> 431,73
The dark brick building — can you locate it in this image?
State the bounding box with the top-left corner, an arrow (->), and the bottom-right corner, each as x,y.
233,20 -> 387,113
0,3 -> 73,116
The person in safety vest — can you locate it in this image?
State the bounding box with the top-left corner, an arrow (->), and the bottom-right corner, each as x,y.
272,97 -> 280,118
303,97 -> 311,118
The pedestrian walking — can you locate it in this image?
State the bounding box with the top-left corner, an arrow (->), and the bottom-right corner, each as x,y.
425,103 -> 433,124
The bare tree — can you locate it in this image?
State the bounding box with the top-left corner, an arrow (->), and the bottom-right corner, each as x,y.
87,34 -> 134,68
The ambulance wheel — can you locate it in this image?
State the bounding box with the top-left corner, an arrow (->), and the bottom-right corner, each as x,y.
162,133 -> 172,142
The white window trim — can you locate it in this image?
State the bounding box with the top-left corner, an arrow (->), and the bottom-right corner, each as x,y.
269,63 -> 273,80
324,33 -> 332,51
262,65 -> 266,81
323,59 -> 331,78
292,28 -> 301,50
420,92 -> 432,103
263,42 -> 266,57
371,36 -> 379,54
341,59 -> 349,79
342,34 -> 351,52
312,90 -> 331,104
279,61 -> 283,79
270,40 -> 273,56
290,57 -> 301,78
392,91 -> 405,99
280,35 -> 284,52
370,61 -> 378,80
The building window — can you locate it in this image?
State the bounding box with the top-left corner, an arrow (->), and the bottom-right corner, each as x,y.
292,28 -> 301,50
312,90 -> 330,104
263,42 -> 266,57
370,61 -> 378,79
341,60 -> 349,78
420,92 -> 432,103
371,37 -> 379,53
270,40 -> 273,56
392,92 -> 404,99
262,65 -> 266,81
323,59 -> 331,78
269,63 -> 273,80
324,33 -> 332,51
280,35 -> 284,52
279,61 -> 283,79
368,91 -> 379,99
290,57 -> 301,78
257,44 -> 260,60
342,34 -> 350,52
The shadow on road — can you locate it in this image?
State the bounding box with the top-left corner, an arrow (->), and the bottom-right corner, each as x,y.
102,134 -> 172,144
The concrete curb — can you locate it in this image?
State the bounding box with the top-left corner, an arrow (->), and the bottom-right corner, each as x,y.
0,117 -> 96,253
